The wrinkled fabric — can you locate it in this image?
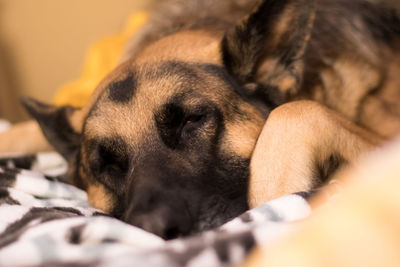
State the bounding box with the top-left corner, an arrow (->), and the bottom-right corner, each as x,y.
0,152 -> 311,267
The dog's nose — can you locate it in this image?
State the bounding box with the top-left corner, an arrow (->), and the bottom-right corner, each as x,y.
123,189 -> 193,239
126,208 -> 189,239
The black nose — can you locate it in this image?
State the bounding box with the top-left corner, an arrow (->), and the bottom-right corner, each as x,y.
126,209 -> 188,239
123,191 -> 193,240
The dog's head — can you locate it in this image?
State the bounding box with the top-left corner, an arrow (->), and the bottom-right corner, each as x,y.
23,0 -> 315,239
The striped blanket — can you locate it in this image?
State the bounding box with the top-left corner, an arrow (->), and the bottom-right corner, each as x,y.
0,123 -> 311,266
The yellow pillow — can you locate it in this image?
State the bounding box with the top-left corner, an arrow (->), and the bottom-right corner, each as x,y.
54,12 -> 148,107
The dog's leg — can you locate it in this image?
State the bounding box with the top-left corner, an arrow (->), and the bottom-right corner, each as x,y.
249,100 -> 383,208
0,120 -> 52,155
245,137 -> 400,267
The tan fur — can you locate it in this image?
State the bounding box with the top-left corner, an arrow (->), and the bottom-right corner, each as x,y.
135,30 -> 222,65
249,101 -> 382,207
87,184 -> 114,213
222,116 -> 265,158
256,58 -> 300,99
378,48 -> 400,115
270,6 -> 296,47
69,109 -> 86,133
359,96 -> 400,137
319,56 -> 381,120
277,76 -> 297,95
357,50 -> 400,137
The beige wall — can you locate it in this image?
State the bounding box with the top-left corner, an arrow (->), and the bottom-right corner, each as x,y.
0,0 -> 149,122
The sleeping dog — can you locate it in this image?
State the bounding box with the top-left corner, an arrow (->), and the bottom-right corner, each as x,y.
0,0 -> 399,239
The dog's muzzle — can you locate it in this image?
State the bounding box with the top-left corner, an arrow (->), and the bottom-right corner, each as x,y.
121,159 -> 194,239
123,187 -> 193,239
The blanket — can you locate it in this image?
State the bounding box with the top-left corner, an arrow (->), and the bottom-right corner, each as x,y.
0,120 -> 311,266
0,152 -> 311,266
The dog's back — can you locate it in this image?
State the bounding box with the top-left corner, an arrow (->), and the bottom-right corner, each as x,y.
303,0 -> 400,137
125,0 -> 400,60
124,0 -> 400,137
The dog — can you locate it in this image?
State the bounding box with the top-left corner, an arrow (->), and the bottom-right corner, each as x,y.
0,0 -> 399,239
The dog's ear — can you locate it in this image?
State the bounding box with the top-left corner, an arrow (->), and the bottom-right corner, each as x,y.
21,97 -> 81,161
221,0 -> 316,104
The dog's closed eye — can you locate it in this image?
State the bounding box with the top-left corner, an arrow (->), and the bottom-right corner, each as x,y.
182,114 -> 206,135
184,114 -> 203,125
98,144 -> 129,175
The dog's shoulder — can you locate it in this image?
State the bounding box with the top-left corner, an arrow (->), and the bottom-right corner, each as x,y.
124,0 -> 400,62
